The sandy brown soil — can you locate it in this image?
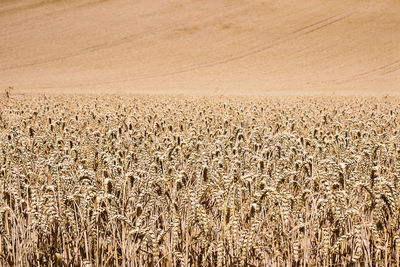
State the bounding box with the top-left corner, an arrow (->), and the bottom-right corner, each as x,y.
0,0 -> 399,95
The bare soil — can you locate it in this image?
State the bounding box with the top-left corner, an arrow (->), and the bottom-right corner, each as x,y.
1,0 -> 399,95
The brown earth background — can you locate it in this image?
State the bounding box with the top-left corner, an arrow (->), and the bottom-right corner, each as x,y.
1,0 -> 399,95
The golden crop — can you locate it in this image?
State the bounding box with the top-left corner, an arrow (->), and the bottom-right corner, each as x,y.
0,94 -> 399,266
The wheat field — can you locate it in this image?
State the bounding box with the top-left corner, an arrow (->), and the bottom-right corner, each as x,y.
0,94 -> 399,266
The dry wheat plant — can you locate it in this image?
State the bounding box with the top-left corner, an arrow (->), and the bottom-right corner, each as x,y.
0,94 -> 399,266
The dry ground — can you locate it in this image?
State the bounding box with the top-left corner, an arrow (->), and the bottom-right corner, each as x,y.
1,0 -> 399,94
